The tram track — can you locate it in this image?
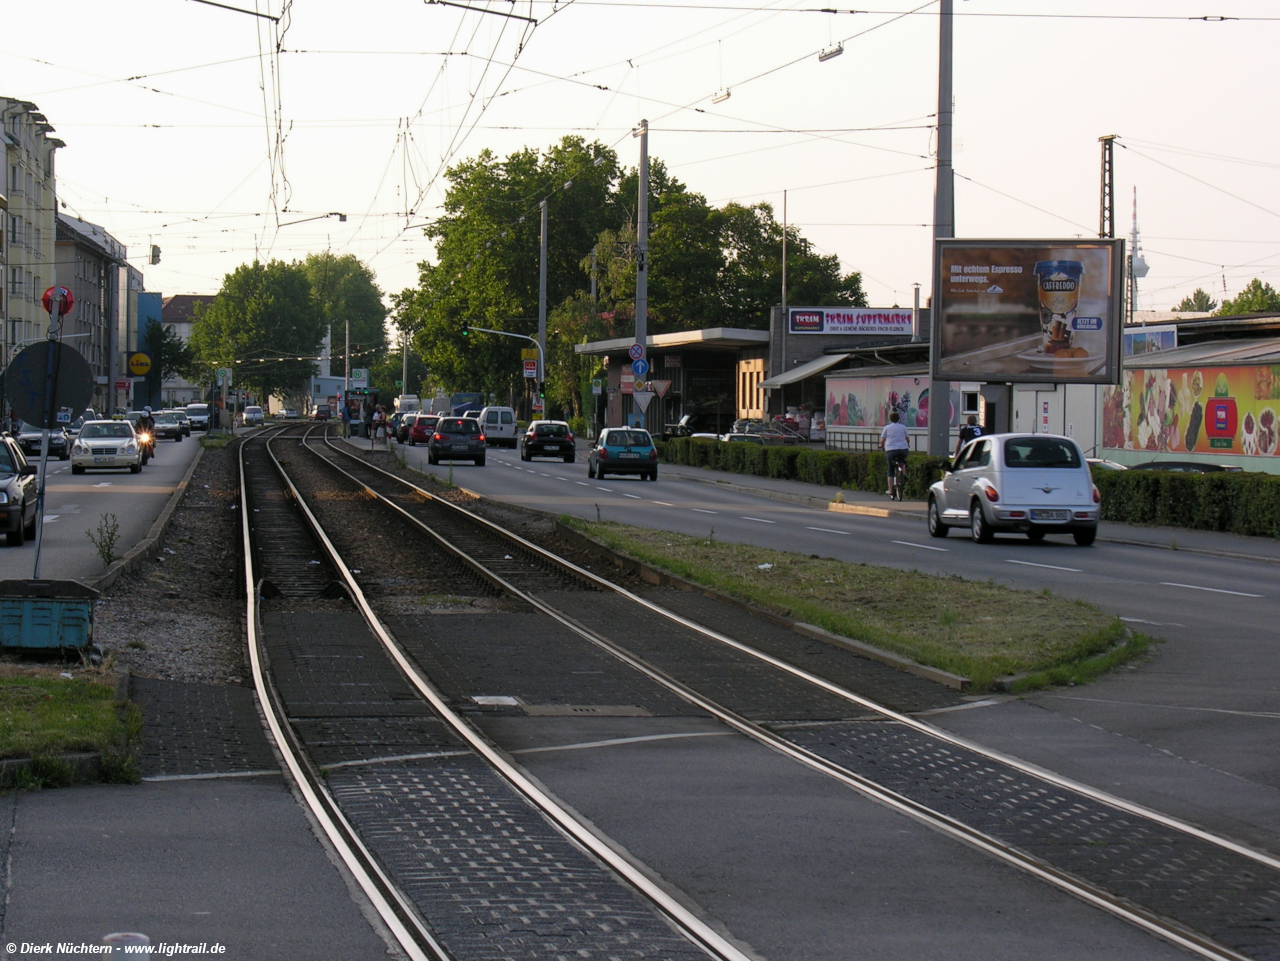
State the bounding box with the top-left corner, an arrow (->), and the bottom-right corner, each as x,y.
273,425 -> 1280,961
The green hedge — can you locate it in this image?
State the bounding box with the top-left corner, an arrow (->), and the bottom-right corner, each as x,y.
1093,467 -> 1280,537
659,438 -> 949,499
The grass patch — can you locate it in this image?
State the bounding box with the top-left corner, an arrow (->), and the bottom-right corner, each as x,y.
0,667 -> 138,785
564,519 -> 1137,692
199,434 -> 233,450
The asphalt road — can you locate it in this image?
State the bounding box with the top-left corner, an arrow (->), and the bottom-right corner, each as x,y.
402,440 -> 1280,855
0,433 -> 201,585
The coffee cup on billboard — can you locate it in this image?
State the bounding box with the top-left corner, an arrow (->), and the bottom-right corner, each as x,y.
1033,260 -> 1083,355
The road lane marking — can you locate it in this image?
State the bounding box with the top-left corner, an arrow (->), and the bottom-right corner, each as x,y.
741,516 -> 775,524
891,540 -> 949,552
555,476 -> 567,481
806,526 -> 852,535
576,481 -> 590,487
623,493 -> 642,499
1006,559 -> 1083,573
692,508 -> 718,514
651,501 -> 674,506
42,514 -> 59,523
1160,581 -> 1263,598
1121,616 -> 1186,627
596,486 -> 612,492
93,482 -> 112,488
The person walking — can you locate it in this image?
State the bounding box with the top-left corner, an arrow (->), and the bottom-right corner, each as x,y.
955,414 -> 984,455
340,402 -> 351,438
371,405 -> 388,449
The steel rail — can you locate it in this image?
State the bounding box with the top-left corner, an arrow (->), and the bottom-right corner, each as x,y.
271,429 -> 750,961
238,428 -> 452,961
307,429 -> 1275,961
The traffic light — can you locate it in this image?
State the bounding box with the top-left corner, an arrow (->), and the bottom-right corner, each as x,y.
461,322 -> 469,338
537,381 -> 545,398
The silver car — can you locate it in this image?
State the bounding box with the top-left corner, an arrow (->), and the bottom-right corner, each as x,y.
927,433 -> 1100,545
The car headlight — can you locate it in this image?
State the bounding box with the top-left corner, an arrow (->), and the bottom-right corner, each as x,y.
124,442 -> 137,454
0,492 -> 8,504
73,443 -> 87,455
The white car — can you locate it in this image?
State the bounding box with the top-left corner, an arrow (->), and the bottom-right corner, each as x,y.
242,405 -> 265,426
185,403 -> 211,431
477,406 -> 518,448
927,433 -> 1100,545
71,421 -> 142,475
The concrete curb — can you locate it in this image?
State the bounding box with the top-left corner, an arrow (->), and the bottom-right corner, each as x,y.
0,751 -> 102,785
553,521 -> 971,692
88,443 -> 206,593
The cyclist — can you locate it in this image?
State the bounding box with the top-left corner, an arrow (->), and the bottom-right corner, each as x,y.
878,410 -> 910,498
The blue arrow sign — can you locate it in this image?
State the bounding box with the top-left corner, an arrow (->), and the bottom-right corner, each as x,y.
631,358 -> 649,376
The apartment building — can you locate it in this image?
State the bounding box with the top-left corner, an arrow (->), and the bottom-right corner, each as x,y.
1,99 -> 63,362
55,213 -> 127,412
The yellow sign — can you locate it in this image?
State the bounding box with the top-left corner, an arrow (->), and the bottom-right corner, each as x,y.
521,348 -> 539,361
128,352 -> 152,377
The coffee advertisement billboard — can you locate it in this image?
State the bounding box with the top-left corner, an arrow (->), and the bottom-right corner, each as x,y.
931,239 -> 1124,385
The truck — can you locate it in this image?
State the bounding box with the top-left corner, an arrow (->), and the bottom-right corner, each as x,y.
394,394 -> 421,414
449,391 -> 485,417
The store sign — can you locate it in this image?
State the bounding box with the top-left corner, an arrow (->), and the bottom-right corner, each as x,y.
788,307 -> 913,336
932,238 -> 1124,385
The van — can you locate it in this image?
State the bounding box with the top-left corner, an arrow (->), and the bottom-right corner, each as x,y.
478,406 -> 517,448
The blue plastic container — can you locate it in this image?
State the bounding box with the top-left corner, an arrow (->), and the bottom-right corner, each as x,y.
0,580 -> 99,651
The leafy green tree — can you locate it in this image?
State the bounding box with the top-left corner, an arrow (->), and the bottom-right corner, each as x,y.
189,260 -> 324,403
1217,278 -> 1280,316
302,252 -> 387,363
141,319 -> 197,407
1173,288 -> 1217,312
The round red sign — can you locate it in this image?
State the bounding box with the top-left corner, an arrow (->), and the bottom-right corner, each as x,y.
42,286 -> 75,316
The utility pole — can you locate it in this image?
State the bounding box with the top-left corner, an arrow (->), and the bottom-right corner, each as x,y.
538,200 -> 548,394
590,246 -> 598,304
781,189 -> 788,309
344,317 -> 350,415
927,0 -> 954,457
1099,135 -> 1117,239
400,324 -> 409,400
634,119 -> 649,353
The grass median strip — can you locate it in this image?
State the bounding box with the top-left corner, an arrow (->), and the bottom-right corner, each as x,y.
564,519 -> 1141,692
0,666 -> 140,787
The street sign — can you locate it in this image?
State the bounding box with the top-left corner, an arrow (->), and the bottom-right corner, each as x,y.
521,348 -> 539,361
114,379 -> 129,391
591,379 -> 603,396
128,352 -> 152,377
649,379 -> 672,399
620,373 -> 635,395
523,359 -> 538,379
631,358 -> 649,377
633,390 -> 654,413
216,367 -> 233,386
350,368 -> 368,385
628,343 -> 645,361
4,343 -> 95,428
532,397 -> 544,412
41,286 -> 75,316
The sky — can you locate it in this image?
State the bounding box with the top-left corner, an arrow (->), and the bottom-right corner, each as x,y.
4,0 -> 1279,315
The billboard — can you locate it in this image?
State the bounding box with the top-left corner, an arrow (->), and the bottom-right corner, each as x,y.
826,375 -> 961,430
931,239 -> 1124,385
1102,363 -> 1280,456
789,307 -> 913,336
1122,323 -> 1177,359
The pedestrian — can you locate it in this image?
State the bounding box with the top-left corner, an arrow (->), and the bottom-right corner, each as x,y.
955,413 -> 983,455
372,405 -> 388,449
340,402 -> 351,438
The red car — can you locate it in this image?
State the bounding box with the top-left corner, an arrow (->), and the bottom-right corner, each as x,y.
311,404 -> 332,421
406,414 -> 439,445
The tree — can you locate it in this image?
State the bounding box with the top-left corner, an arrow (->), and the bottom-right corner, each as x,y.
1173,288 -> 1217,312
1216,278 -> 1280,316
141,319 -> 197,407
302,252 -> 387,365
189,260 -> 324,403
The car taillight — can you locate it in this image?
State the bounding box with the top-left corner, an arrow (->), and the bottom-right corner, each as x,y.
599,448 -> 608,459
433,433 -> 443,441
478,434 -> 486,443
983,485 -> 999,502
1092,485 -> 1101,504
649,448 -> 658,459
565,433 -> 574,443
1009,511 -> 1026,518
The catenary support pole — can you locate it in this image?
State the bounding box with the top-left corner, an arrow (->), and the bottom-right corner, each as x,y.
927,0 -> 954,457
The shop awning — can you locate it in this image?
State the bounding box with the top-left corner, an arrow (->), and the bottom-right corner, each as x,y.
760,353 -> 851,389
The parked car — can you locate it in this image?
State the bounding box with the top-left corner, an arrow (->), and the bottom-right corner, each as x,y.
312,404 -> 332,422
588,427 -> 658,480
280,408 -> 298,420
722,419 -> 800,445
0,436 -> 38,546
153,411 -> 184,442
721,433 -> 766,446
242,405 -> 265,427
406,414 -> 439,446
478,406 -> 518,448
185,403 -> 211,431
520,421 -> 575,462
165,409 -> 192,436
15,422 -> 70,461
927,433 -> 1099,545
1128,461 -> 1243,473
71,420 -> 143,476
426,416 -> 486,466
1086,458 -> 1127,471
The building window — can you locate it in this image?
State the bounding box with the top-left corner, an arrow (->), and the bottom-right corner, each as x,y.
962,392 -> 980,415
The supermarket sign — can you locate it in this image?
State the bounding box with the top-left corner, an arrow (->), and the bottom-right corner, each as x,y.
788,307 -> 913,335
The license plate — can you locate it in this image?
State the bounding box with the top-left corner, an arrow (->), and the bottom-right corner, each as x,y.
619,452 -> 640,459
93,456 -> 112,464
1030,509 -> 1070,521
451,444 -> 469,450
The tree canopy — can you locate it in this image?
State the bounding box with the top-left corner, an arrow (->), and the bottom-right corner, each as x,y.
302,252 -> 388,365
1216,278 -> 1280,316
1173,288 -> 1217,312
396,136 -> 866,410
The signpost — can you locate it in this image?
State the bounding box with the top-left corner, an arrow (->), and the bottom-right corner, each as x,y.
523,359 -> 538,379
628,343 -> 645,362
128,352 -> 152,378
631,358 -> 649,377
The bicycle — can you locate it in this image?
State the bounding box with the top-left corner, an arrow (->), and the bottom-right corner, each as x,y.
888,456 -> 907,502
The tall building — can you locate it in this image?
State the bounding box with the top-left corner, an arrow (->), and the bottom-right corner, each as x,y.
1,99 -> 63,364
54,213 -> 127,412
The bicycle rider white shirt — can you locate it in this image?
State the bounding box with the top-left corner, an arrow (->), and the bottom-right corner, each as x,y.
880,421 -> 910,450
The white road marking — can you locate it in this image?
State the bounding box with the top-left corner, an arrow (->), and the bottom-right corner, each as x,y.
623,493 -> 642,499
891,539 -> 949,552
1006,559 -> 1083,573
555,476 -> 567,481
741,516 -> 775,524
651,501 -> 674,506
596,486 -> 612,492
540,472 -> 552,477
1120,616 -> 1186,627
1160,581 -> 1263,598
93,482 -> 112,488
692,508 -> 718,514
42,515 -> 59,523
806,526 -> 852,535
576,481 -> 590,487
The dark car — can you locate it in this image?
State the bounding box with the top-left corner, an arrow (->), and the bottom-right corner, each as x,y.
312,404 -> 332,422
153,411 -> 184,442
165,409 -> 192,436
407,414 -> 439,446
588,427 -> 658,480
427,416 -> 486,466
15,422 -> 70,461
721,433 -> 766,446
0,436 -> 38,546
395,412 -> 418,444
520,421 -> 575,463
1128,461 -> 1243,473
